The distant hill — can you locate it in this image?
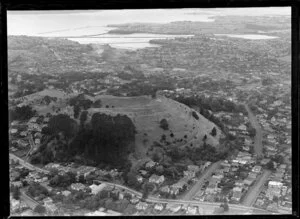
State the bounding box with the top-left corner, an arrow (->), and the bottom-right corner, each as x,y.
8,36 -> 100,74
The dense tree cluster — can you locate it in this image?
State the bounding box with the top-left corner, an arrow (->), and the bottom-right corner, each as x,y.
70,94 -> 93,109
49,171 -> 76,188
67,113 -> 136,168
11,184 -> 21,200
167,142 -> 227,163
173,95 -> 246,114
9,105 -> 37,121
27,182 -> 49,198
33,205 -> 46,214
41,95 -> 57,105
47,114 -> 77,139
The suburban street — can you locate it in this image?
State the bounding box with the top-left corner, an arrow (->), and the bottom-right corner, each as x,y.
244,103 -> 263,156
25,134 -> 35,160
10,153 -> 49,174
19,189 -> 40,209
12,153 -> 272,215
181,160 -> 222,200
242,170 -> 272,206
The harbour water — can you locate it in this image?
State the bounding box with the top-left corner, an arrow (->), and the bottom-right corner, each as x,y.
214,34 -> 279,40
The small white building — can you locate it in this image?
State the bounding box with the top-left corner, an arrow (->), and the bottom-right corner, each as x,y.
149,174 -> 165,184
154,203 -> 164,211
89,183 -> 107,195
136,202 -> 148,211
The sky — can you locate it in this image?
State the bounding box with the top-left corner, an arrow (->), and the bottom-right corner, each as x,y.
7,7 -> 291,36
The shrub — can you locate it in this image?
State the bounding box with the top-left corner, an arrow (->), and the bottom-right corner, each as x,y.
192,111 -> 199,120
210,127 -> 217,137
159,119 -> 169,130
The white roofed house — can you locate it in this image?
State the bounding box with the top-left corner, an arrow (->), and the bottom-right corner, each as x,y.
20,131 -> 28,137
160,185 -> 170,194
89,183 -> 107,195
166,203 -> 182,213
154,203 -> 164,211
187,165 -> 200,172
231,187 -> 243,202
136,175 -> 144,183
70,183 -> 86,191
10,128 -> 18,134
149,174 -> 165,184
187,205 -> 198,215
29,117 -> 38,123
266,181 -> 283,200
252,165 -> 262,173
35,138 -> 41,145
136,202 -> 148,211
184,170 -> 196,178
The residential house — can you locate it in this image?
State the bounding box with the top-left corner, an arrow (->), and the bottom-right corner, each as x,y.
266,203 -> 279,213
279,164 -> 287,170
62,190 -> 71,197
166,203 -> 182,213
220,161 -> 231,168
106,209 -> 122,216
136,202 -> 148,211
223,167 -> 230,173
260,158 -> 271,165
149,174 -> 165,184
10,129 -> 18,134
170,180 -> 187,194
45,203 -> 58,214
70,183 -> 86,191
20,131 -> 28,137
136,175 -> 144,183
243,177 -> 255,186
184,170 -> 195,178
187,165 -> 200,172
139,170 -> 148,176
17,139 -> 29,147
89,183 -> 107,195
11,121 -> 19,126
187,206 -> 198,215
118,192 -> 124,200
11,181 -> 22,188
203,161 -> 212,169
212,174 -> 224,181
160,185 -> 170,194
248,172 -> 258,179
266,181 -> 283,200
242,146 -> 250,151
29,117 -> 38,123
145,160 -> 157,169
154,203 -> 164,211
251,165 -> 261,174
43,197 -> 53,205
130,197 -> 140,204
232,189 -> 243,202
255,198 -> 265,207
35,138 -> 41,145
